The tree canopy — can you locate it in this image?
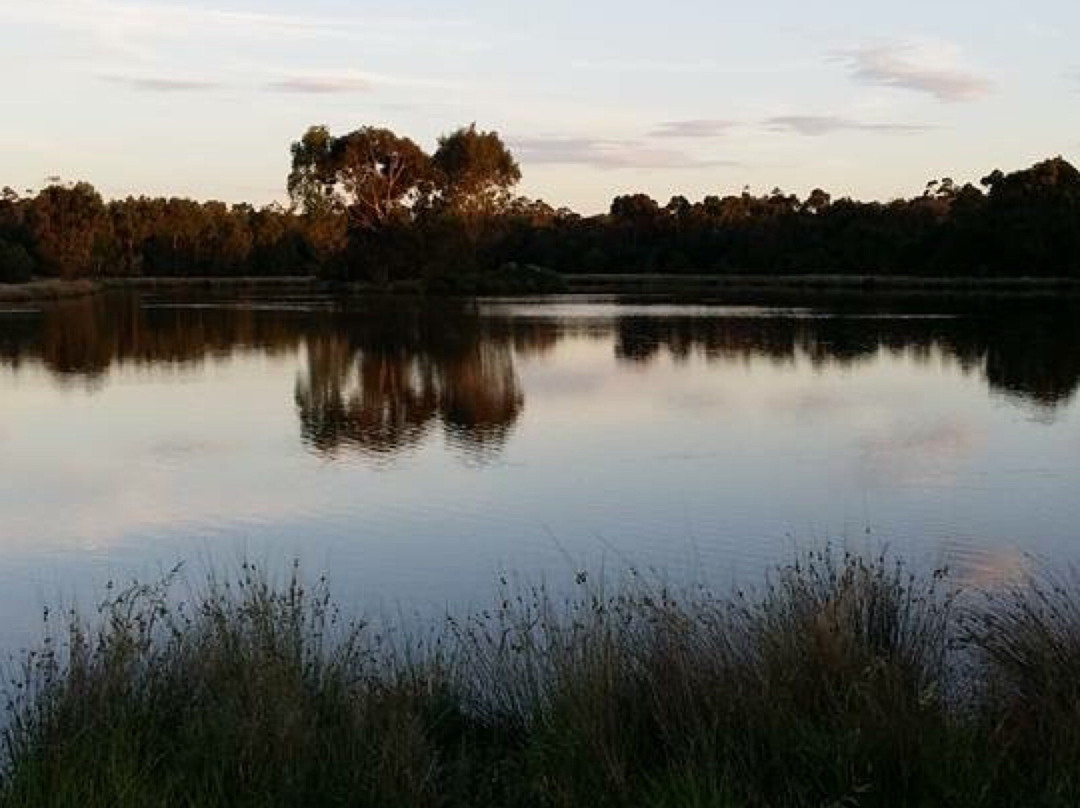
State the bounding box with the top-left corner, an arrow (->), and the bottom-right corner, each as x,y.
432,123 -> 521,217
4,123 -> 1080,285
288,126 -> 432,232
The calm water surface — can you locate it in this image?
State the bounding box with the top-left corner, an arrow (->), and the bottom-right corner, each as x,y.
1,292 -> 1079,649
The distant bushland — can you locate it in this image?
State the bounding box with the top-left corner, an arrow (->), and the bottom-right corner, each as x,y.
4,127 -> 1080,288
5,550 -> 1080,806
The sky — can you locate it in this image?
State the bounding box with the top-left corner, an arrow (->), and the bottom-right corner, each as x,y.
1,0 -> 1078,213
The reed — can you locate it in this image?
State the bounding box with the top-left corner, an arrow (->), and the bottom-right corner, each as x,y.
2,551 -> 1078,807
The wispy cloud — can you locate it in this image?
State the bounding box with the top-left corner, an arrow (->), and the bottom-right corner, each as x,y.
265,76 -> 372,94
98,67 -> 459,97
765,115 -> 931,136
571,57 -> 806,76
571,58 -> 728,75
651,120 -> 736,138
840,41 -> 992,102
100,74 -> 221,92
511,136 -> 732,170
1,1 -> 481,52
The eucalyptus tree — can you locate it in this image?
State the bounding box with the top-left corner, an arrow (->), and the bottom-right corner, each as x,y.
25,182 -> 107,278
288,125 -> 433,232
424,124 -> 522,270
288,125 -> 434,282
431,124 -> 521,218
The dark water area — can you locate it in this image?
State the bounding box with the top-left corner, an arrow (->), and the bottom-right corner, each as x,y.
1,291 -> 1078,650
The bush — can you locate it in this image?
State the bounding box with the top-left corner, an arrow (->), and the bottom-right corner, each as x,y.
0,241 -> 34,283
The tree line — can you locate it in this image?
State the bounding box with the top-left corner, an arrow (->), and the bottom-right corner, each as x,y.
3,122 -> 1080,284
0,184 -> 340,282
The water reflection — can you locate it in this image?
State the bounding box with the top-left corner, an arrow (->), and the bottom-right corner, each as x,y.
2,291 -> 1080,653
0,295 -> 305,384
1,293 -> 1079,467
612,303 -> 1080,411
295,308 -> 534,462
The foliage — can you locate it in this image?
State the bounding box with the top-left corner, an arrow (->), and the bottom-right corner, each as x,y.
1,187 -> 323,280
289,125 -> 432,233
432,123 -> 522,218
6,550 -> 1080,806
4,128 -> 1080,284
24,182 -> 106,279
0,241 -> 34,283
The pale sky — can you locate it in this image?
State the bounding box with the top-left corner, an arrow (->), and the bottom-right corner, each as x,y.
1,0 -> 1078,212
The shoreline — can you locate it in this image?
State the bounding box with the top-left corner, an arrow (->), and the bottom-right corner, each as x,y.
0,276 -> 318,304
564,272 -> 1080,294
0,279 -> 104,303
3,272 -> 1080,304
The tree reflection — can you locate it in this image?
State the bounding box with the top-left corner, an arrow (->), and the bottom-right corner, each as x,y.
983,316 -> 1080,408
0,293 -> 305,385
1,293 -> 1078,461
294,335 -> 439,457
613,297 -> 1080,415
294,305 -> 529,463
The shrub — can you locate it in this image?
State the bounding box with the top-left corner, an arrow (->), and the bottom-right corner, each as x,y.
0,241 -> 34,283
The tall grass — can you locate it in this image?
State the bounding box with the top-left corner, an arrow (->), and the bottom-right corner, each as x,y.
2,551 -> 1080,807
964,566 -> 1080,805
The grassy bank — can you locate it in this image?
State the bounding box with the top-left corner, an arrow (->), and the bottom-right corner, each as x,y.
102,276 -> 317,292
2,552 -> 1080,807
566,273 -> 1080,295
0,279 -> 103,304
10,271 -> 1080,306
0,277 -> 321,304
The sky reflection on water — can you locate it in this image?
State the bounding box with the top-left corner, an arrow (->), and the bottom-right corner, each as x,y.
0,292 -> 1078,650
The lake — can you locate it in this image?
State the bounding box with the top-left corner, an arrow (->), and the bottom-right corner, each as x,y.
1,291 -> 1078,650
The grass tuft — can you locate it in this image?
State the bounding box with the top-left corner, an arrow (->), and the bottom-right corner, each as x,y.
2,550 -> 1080,806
